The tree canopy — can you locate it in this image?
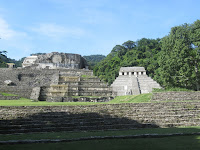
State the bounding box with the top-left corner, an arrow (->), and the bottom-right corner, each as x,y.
94,20 -> 200,90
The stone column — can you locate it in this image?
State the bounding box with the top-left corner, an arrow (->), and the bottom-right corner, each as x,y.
124,72 -> 127,75
144,72 -> 146,75
139,72 -> 141,75
134,72 -> 137,76
119,72 -> 122,76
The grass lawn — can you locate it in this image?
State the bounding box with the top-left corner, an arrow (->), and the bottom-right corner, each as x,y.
0,135 -> 199,150
0,92 -> 199,106
0,93 -> 152,106
0,92 -> 18,96
1,135 -> 199,150
0,127 -> 200,141
0,127 -> 200,150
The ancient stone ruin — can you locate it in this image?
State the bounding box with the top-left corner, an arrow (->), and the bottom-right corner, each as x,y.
111,67 -> 161,96
22,52 -> 88,69
0,53 -> 163,101
0,52 -> 114,102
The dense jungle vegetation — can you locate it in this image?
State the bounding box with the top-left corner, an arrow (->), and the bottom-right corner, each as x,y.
94,20 -> 200,91
83,55 -> 106,70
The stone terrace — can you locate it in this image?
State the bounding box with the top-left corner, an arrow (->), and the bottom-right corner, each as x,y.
0,102 -> 200,134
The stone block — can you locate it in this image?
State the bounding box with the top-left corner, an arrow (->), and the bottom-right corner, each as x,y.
30,87 -> 41,101
4,80 -> 15,86
46,97 -> 63,102
63,97 -> 73,102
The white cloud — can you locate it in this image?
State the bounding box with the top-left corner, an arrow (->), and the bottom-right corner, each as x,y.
0,17 -> 16,40
32,23 -> 86,39
0,17 -> 27,40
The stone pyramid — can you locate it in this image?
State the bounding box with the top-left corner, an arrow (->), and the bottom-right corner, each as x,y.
111,67 -> 161,96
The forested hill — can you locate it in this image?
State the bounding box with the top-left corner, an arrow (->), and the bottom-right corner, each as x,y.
83,55 -> 106,70
94,20 -> 200,91
0,51 -> 24,68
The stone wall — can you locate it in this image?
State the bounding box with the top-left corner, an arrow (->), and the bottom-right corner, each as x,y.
0,68 -> 93,87
0,86 -> 32,98
0,68 -> 93,99
0,93 -> 20,100
0,102 -> 199,134
151,91 -> 200,101
23,52 -> 88,69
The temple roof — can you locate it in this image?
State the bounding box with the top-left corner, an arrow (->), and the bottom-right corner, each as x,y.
120,67 -> 146,72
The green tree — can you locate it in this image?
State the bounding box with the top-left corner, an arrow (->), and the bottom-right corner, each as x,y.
157,22 -> 200,90
0,51 -> 7,67
122,40 -> 136,49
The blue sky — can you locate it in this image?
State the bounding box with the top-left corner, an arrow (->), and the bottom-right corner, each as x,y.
0,0 -> 199,60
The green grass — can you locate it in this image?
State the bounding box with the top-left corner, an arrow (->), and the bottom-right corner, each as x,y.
0,127 -> 200,150
0,98 -> 98,106
71,96 -> 105,98
0,92 -> 199,106
0,127 -> 199,141
1,135 -> 200,150
0,94 -> 152,106
0,92 -> 18,96
108,93 -> 152,103
81,75 -> 94,78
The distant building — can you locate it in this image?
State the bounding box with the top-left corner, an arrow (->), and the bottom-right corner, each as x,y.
111,67 -> 161,96
6,63 -> 15,68
22,56 -> 38,68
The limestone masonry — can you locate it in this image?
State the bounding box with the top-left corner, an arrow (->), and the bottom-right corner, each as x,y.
0,53 -> 163,101
0,52 -> 114,102
22,52 -> 88,69
1,102 -> 200,133
111,67 -> 161,96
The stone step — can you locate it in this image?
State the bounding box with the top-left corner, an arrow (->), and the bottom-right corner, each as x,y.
1,120 -> 197,132
1,112 -> 199,122
0,120 -> 199,134
2,114 -> 199,122
1,106 -> 200,115
0,123 -> 158,134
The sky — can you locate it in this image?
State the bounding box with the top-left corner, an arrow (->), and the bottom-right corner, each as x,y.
0,0 -> 199,60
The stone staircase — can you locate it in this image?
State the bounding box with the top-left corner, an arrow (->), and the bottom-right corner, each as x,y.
111,75 -> 161,96
111,75 -> 140,96
39,75 -> 113,101
0,102 -> 200,134
137,75 -> 161,94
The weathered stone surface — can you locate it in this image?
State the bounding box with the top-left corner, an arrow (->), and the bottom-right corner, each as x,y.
63,97 -> 73,102
22,52 -> 88,69
4,80 -> 15,86
0,102 -> 199,134
111,67 -> 161,96
152,91 -> 200,101
30,87 -> 41,101
0,95 -> 20,100
0,53 -> 113,102
0,68 -> 93,99
46,97 -> 63,102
